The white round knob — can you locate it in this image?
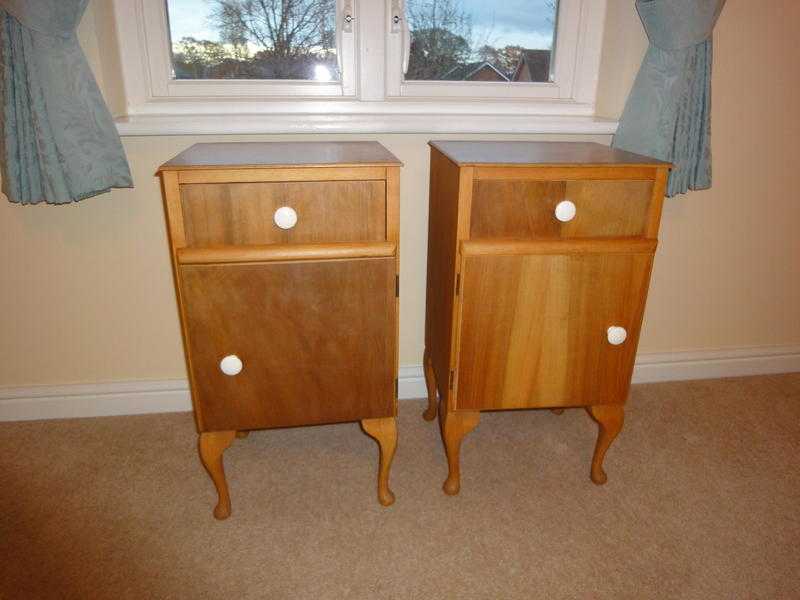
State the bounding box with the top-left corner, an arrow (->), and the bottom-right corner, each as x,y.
554,200 -> 577,222
273,206 -> 298,229
607,326 -> 628,346
219,354 -> 243,376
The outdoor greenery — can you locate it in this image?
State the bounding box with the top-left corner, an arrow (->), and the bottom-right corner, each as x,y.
169,0 -> 556,81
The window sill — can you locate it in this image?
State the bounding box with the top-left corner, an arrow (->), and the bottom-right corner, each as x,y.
115,112 -> 618,137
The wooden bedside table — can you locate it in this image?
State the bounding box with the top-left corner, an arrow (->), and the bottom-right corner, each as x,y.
422,141 -> 671,495
158,142 -> 401,518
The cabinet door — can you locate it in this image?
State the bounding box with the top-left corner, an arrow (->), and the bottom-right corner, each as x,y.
179,257 -> 396,431
454,240 -> 655,411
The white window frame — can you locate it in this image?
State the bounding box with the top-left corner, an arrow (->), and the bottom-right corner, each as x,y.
111,0 -> 611,135
114,0 -> 357,104
385,0 -> 591,101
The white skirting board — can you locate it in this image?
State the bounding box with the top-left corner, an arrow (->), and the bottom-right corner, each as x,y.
2,346 -> 799,422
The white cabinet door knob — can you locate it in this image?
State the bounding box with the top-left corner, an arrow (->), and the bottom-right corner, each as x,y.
219,354 -> 243,376
607,326 -> 628,346
554,200 -> 577,222
273,206 -> 298,229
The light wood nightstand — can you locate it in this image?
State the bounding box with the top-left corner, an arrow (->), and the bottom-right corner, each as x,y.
158,142 -> 401,518
421,141 -> 671,495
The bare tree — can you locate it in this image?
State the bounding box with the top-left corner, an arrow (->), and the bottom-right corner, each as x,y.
405,0 -> 473,80
210,0 -> 336,78
545,0 -> 557,26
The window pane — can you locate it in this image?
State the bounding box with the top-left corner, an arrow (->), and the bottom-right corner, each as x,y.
165,0 -> 339,81
405,0 -> 558,83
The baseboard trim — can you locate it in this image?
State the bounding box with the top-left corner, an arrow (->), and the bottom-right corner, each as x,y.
2,346 -> 798,422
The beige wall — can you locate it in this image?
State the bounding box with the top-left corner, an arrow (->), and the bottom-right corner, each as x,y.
1,0 -> 798,387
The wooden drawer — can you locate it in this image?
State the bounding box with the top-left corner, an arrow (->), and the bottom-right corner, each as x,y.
470,179 -> 653,239
453,238 -> 655,411
179,255 -> 397,431
180,180 -> 387,247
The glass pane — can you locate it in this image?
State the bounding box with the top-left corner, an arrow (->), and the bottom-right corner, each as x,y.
405,0 -> 558,83
165,0 -> 339,81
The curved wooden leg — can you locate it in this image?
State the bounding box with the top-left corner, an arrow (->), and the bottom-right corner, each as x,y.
361,417 -> 398,507
235,430 -> 249,439
441,410 -> 480,496
422,347 -> 438,421
586,404 -> 625,485
551,408 -> 565,415
198,431 -> 236,520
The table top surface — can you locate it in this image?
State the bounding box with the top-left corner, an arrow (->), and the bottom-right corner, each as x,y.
429,141 -> 670,167
159,141 -> 402,171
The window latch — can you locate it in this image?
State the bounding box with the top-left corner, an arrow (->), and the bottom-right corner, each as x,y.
390,0 -> 402,33
342,0 -> 354,33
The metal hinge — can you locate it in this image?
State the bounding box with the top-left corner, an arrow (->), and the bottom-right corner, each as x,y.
455,273 -> 460,295
449,370 -> 455,390
395,378 -> 399,398
395,274 -> 400,297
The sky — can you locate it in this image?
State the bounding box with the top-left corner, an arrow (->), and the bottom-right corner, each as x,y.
166,0 -> 556,51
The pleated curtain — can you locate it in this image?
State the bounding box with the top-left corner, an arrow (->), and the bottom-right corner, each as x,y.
0,0 -> 132,205
613,0 -> 726,197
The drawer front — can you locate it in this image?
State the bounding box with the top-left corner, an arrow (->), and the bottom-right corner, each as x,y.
179,257 -> 396,431
454,241 -> 653,411
470,179 -> 653,239
180,180 -> 386,246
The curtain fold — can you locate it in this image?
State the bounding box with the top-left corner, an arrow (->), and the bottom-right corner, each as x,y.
0,0 -> 132,205
612,0 -> 726,197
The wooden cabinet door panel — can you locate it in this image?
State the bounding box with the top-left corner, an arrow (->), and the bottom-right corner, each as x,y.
180,180 -> 386,246
470,179 -> 652,239
454,245 -> 653,411
179,257 -> 396,431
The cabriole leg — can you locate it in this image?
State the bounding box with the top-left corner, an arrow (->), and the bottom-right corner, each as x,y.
422,347 -> 438,421
198,430 -> 236,520
586,404 -> 625,485
361,417 -> 398,507
441,410 -> 480,496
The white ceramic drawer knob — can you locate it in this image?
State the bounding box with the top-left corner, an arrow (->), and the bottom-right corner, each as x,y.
607,326 -> 628,346
273,206 -> 298,229
219,354 -> 243,376
554,200 -> 577,222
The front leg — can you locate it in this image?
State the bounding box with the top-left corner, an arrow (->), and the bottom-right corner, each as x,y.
198,430 -> 236,519
361,417 -> 398,507
422,347 -> 438,421
586,404 -> 625,485
440,409 -> 480,496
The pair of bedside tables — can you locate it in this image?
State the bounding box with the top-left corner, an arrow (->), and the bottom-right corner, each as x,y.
158,140 -> 670,519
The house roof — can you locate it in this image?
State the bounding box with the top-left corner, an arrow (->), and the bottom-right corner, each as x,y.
512,49 -> 551,82
441,61 -> 509,81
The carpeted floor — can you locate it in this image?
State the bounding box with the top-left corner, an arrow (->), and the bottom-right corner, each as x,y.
1,374 -> 799,599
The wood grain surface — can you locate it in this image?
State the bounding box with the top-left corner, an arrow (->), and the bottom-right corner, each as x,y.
470,180 -> 652,239
180,180 -> 386,246
424,148 -> 472,406
429,141 -> 671,167
179,257 -> 397,431
454,247 -> 654,411
160,141 -> 402,170
177,241 -> 395,265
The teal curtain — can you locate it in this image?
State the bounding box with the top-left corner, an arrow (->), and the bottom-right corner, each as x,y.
0,0 -> 132,205
613,0 -> 726,197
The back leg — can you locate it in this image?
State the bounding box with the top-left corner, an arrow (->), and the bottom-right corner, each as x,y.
422,347 -> 438,421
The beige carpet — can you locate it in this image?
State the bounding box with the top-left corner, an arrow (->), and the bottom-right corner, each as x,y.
1,374 -> 799,599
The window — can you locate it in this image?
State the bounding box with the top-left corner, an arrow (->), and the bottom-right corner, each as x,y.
165,0 -> 340,82
403,0 -> 558,83
112,0 -> 608,133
